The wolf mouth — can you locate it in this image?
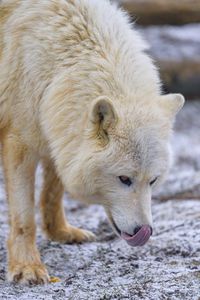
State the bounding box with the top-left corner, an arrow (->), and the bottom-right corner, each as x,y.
108,212 -> 152,247
121,225 -> 152,247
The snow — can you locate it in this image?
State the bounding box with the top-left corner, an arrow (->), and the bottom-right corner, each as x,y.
139,24 -> 200,62
0,100 -> 199,299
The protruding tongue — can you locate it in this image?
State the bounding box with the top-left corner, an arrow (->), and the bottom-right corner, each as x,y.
121,225 -> 152,247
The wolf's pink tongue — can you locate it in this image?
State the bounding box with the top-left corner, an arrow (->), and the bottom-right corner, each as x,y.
121,225 -> 152,247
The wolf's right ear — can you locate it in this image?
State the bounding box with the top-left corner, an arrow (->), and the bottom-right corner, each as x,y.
89,97 -> 118,142
160,93 -> 185,119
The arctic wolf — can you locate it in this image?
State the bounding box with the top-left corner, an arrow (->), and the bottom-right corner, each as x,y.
0,0 -> 184,284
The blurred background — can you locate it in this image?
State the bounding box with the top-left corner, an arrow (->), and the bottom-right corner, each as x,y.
113,0 -> 200,98
0,1 -> 200,299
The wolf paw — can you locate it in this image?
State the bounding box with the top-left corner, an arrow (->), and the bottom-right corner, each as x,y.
48,226 -> 96,244
8,264 -> 50,285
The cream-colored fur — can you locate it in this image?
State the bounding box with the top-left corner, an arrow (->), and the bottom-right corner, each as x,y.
0,0 -> 184,285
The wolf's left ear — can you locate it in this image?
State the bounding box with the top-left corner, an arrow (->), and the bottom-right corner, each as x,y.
89,96 -> 118,141
160,93 -> 185,119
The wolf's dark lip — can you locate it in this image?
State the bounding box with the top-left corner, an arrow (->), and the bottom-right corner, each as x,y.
112,220 -> 121,235
109,214 -> 121,235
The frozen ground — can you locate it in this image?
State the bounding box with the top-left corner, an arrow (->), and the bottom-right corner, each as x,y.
0,101 -> 199,300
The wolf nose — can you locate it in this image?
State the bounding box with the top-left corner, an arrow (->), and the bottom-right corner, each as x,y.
150,226 -> 153,235
134,225 -> 153,236
134,226 -> 142,235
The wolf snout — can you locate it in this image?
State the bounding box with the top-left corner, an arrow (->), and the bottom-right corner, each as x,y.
121,225 -> 153,247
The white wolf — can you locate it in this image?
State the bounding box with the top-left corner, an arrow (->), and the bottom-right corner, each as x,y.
0,0 -> 184,284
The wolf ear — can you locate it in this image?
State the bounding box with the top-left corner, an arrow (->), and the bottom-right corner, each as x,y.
90,97 -> 117,141
160,94 -> 185,119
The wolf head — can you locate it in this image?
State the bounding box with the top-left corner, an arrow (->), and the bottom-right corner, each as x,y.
41,80 -> 184,246
67,93 -> 184,245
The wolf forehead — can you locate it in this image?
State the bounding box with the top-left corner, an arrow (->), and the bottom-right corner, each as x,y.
103,123 -> 170,176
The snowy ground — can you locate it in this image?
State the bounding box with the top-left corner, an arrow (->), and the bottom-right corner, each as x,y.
0,100 -> 199,300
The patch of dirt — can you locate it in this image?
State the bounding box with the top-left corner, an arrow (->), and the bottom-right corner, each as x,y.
0,101 -> 199,299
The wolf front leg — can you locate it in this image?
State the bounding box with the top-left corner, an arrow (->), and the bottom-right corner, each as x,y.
40,160 -> 96,243
2,132 -> 49,285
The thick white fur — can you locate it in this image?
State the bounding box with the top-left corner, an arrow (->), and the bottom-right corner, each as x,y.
0,0 -> 184,284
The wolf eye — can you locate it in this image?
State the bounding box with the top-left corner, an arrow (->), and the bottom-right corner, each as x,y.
119,176 -> 132,187
150,177 -> 158,186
